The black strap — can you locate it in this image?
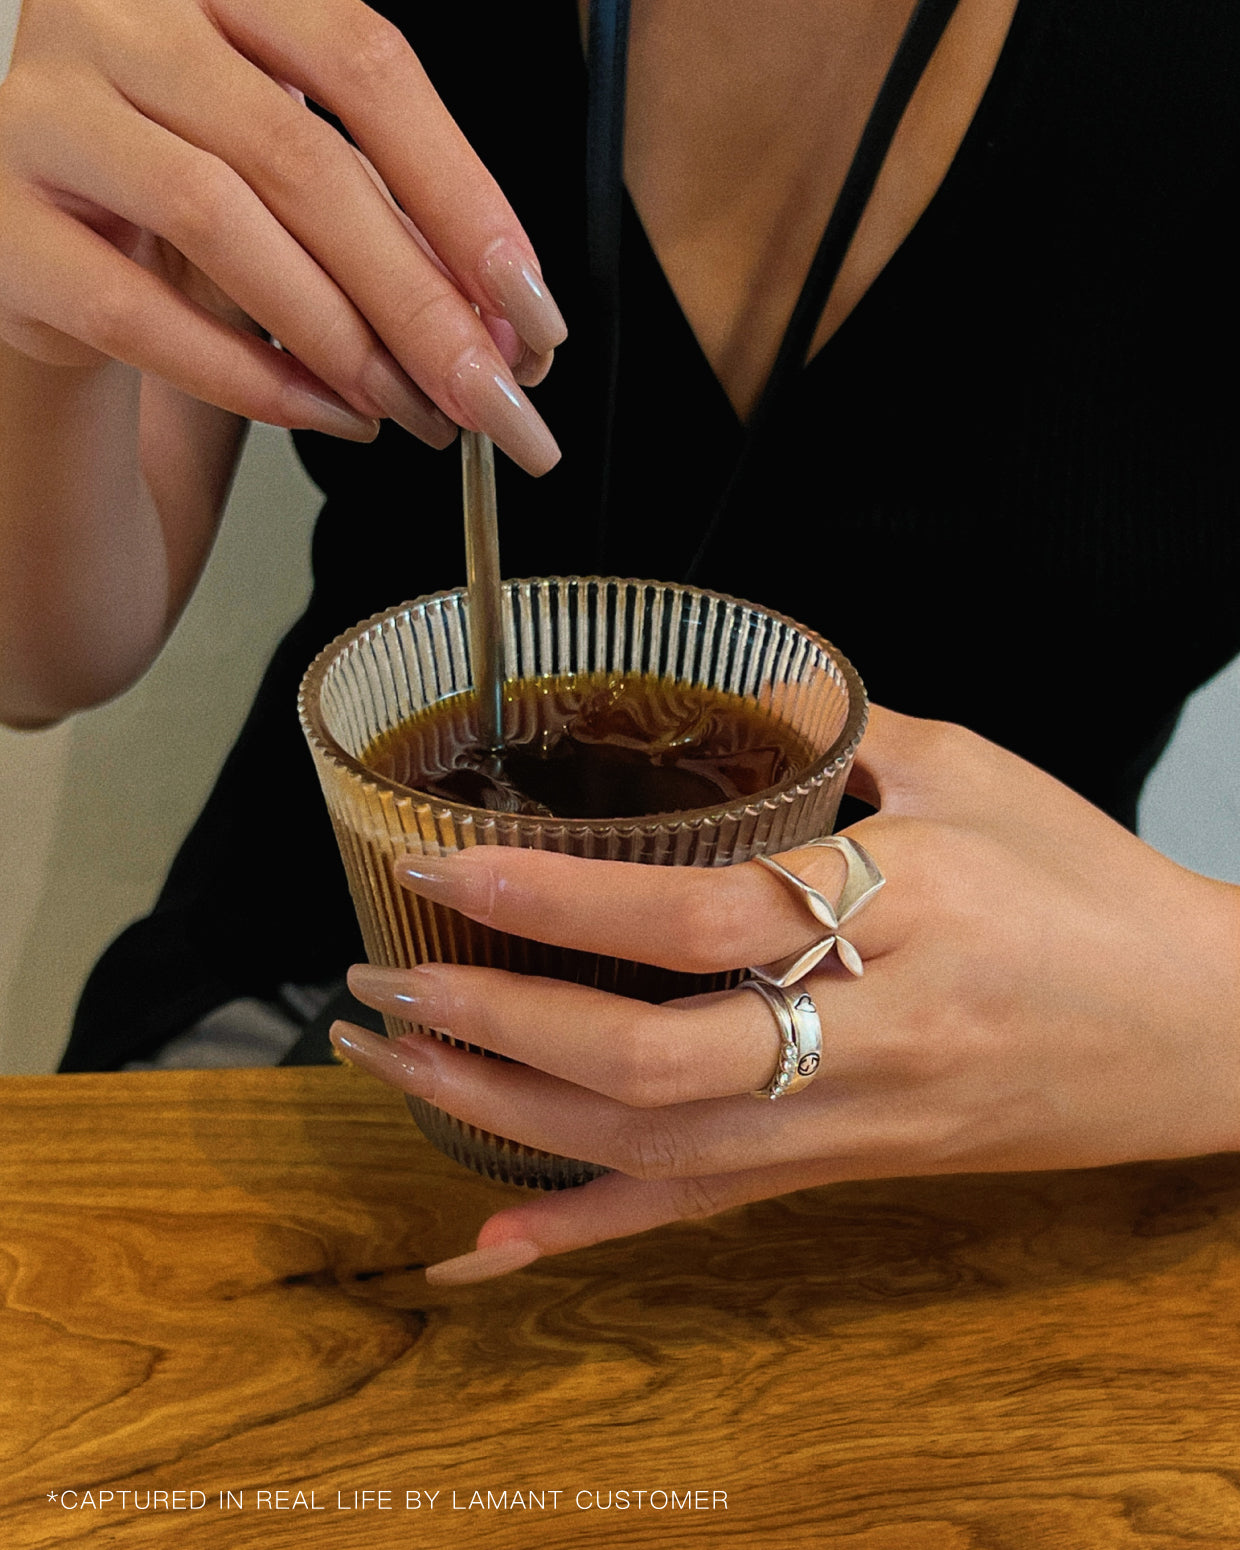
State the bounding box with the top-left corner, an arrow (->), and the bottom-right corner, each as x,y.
584,0 -> 964,575
584,0 -> 631,561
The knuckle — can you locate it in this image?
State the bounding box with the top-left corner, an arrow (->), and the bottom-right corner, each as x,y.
385,282 -> 471,348
907,717 -> 992,785
873,1024 -> 961,1086
881,1106 -> 976,1167
321,316 -> 377,388
910,716 -> 974,758
708,864 -> 772,966
58,0 -> 178,74
160,159 -> 239,253
868,813 -> 963,905
667,1172 -> 734,1222
260,108 -> 340,199
871,985 -> 990,1087
603,1011 -> 681,1108
613,1110 -> 692,1181
334,11 -> 412,97
670,872 -> 744,974
283,296 -> 374,391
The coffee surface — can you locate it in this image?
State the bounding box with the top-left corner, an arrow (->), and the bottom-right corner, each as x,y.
362,674 -> 814,818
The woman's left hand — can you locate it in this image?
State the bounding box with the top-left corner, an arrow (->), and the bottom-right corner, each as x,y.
330,707 -> 1240,1285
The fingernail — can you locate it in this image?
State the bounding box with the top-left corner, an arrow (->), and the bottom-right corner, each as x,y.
360,355 -> 458,448
478,238 -> 567,354
347,961 -> 441,1021
513,343 -> 554,388
425,1239 -> 541,1287
393,854 -> 495,916
290,385 -> 380,442
329,1020 -> 417,1079
448,349 -> 560,477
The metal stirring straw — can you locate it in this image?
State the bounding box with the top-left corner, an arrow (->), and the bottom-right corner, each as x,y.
461,429 -> 505,751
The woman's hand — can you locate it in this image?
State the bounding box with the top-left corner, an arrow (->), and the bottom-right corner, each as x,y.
331,707 -> 1240,1285
0,0 -> 565,721
0,0 -> 563,468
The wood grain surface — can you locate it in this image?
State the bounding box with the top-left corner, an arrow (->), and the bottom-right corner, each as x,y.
2,1066 -> 1239,1549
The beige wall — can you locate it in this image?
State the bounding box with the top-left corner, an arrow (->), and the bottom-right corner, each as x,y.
2,0 -> 1238,1074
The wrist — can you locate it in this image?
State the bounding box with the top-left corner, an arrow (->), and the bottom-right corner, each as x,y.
1164,871 -> 1240,1157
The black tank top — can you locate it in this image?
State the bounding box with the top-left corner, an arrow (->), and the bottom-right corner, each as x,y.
61,0 -> 1240,1069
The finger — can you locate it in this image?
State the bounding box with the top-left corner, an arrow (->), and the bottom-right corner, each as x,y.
329,1019 -> 920,1184
213,0 -> 568,353
347,148 -> 555,385
328,1019 -> 809,1179
392,838 -> 900,975
4,74 -> 454,446
95,6 -> 557,470
346,963 -> 788,1101
426,1161 -> 862,1286
0,185 -> 378,439
349,140 -> 538,406
344,147 -> 552,385
349,942 -> 946,1104
344,140 -> 453,277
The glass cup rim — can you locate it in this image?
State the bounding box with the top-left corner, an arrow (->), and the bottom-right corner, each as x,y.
298,576 -> 869,831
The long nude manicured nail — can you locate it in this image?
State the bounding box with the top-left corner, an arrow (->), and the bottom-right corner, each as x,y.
347,961 -> 440,1021
393,854 -> 495,916
448,350 -> 560,476
478,238 -> 567,354
426,1239 -> 542,1287
329,1020 -> 418,1081
360,355 -> 457,448
291,384 -> 379,442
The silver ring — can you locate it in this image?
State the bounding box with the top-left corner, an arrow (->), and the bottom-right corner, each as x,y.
750,834 -> 884,988
740,979 -> 824,1100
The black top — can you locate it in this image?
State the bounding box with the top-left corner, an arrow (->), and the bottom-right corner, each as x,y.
62,0 -> 1240,1069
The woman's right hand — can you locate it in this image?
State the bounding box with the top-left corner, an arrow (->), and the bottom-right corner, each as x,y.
0,0 -> 564,472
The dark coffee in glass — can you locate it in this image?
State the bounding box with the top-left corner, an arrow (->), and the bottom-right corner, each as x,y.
363,672 -> 817,820
301,578 -> 866,1188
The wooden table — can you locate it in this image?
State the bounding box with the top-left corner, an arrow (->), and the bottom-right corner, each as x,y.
3,1067 -> 1239,1549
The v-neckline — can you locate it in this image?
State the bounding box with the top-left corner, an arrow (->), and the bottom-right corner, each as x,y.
605,0 -> 1035,431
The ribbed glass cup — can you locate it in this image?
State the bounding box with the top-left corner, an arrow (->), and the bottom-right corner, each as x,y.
299,578 -> 867,1190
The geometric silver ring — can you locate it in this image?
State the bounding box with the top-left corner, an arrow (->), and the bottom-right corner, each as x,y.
749,833 -> 885,988
739,979 -> 824,1100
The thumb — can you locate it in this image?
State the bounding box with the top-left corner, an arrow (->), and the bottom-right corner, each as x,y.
847,705 -> 976,819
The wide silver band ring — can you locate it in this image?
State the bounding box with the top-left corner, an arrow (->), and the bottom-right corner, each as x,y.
750,834 -> 885,988
740,979 -> 824,1100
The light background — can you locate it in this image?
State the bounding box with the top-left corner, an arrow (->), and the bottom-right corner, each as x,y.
2,1 -> 1237,1073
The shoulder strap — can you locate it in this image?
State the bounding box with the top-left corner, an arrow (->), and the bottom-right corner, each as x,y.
585,0 -> 965,573
585,0 -> 632,559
